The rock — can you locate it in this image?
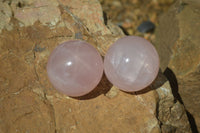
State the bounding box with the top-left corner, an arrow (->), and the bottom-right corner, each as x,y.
156,81 -> 191,133
154,0 -> 200,76
99,0 -> 174,39
0,2 -> 12,33
0,84 -> 56,133
58,0 -> 111,35
137,21 -> 155,33
0,0 -> 191,132
154,0 -> 200,131
11,0 -> 61,27
47,89 -> 161,133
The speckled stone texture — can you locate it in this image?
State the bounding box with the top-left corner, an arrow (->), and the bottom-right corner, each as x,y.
0,0 -> 192,132
154,0 -> 200,131
0,1 -> 12,32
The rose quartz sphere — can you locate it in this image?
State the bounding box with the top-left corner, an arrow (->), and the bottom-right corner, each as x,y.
104,36 -> 159,92
47,40 -> 103,97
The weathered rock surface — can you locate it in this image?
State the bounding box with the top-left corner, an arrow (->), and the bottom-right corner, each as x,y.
0,0 -> 191,132
154,0 -> 200,131
0,1 -> 12,32
156,81 -> 191,133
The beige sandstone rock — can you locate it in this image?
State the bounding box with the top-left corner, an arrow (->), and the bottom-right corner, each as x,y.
0,2 -> 12,33
154,0 -> 200,131
156,81 -> 191,133
0,0 -> 192,132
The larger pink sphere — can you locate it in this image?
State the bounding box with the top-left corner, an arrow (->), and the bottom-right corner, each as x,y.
104,36 -> 159,92
47,40 -> 103,97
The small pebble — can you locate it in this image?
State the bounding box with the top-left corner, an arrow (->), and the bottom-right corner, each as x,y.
137,21 -> 155,33
75,32 -> 82,39
34,44 -> 45,52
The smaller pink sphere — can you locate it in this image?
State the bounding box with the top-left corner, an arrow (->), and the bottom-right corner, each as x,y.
47,40 -> 103,97
104,36 -> 159,92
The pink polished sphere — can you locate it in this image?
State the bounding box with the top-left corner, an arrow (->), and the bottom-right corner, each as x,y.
47,40 -> 103,97
104,36 -> 159,92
